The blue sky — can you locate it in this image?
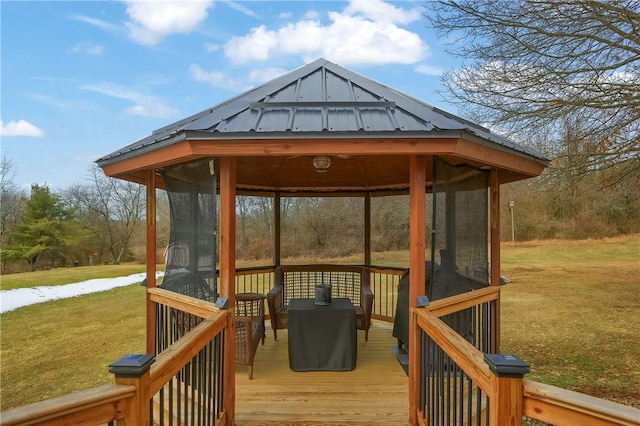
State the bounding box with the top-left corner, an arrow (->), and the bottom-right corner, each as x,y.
1,0 -> 459,190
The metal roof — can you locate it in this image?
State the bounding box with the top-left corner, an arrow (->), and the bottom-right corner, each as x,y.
97,58 -> 547,166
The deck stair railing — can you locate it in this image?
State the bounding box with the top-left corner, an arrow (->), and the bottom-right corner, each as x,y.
0,287 -> 231,426
416,287 -> 501,425
148,287 -> 231,425
414,286 -> 640,426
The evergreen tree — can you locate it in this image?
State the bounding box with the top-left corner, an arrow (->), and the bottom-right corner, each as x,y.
3,184 -> 80,270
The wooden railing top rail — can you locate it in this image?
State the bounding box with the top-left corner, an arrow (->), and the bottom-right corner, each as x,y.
369,265 -> 405,275
414,307 -> 493,393
424,286 -> 499,318
523,380 -> 640,426
277,263 -> 366,273
235,265 -> 276,275
148,287 -> 218,318
0,384 -> 136,426
149,309 -> 231,396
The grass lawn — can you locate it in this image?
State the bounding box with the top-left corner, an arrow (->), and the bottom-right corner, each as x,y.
0,263 -> 162,290
500,235 -> 640,407
1,235 -> 638,411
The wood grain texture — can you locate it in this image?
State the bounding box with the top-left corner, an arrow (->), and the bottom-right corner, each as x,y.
0,384 -> 135,426
523,380 -> 640,426
234,321 -> 409,425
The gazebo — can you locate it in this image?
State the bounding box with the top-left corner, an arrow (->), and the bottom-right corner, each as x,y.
96,58 -> 549,425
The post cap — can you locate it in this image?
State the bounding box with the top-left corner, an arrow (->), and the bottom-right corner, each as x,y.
484,354 -> 530,377
109,354 -> 155,378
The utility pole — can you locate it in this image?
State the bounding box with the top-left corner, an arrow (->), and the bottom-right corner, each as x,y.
508,200 -> 515,243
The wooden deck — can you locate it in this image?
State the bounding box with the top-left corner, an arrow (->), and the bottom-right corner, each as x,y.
235,320 -> 409,425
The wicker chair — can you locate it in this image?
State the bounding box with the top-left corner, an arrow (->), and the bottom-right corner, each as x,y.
235,293 -> 266,379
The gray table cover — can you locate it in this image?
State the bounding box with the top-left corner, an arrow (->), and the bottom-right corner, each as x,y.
287,298 -> 357,371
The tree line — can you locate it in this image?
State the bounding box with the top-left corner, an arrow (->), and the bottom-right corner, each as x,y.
2,1 -> 637,272
1,154 -> 638,274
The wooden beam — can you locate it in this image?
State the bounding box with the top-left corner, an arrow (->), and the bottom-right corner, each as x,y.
408,155 -> 426,425
145,169 -> 157,355
364,192 -> 371,266
219,156 -> 237,425
190,137 -> 459,156
454,137 -> 546,177
101,140 -> 197,177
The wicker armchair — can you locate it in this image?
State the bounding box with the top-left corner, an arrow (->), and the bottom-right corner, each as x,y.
235,293 -> 266,379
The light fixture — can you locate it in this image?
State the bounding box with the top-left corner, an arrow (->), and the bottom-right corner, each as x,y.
312,155 -> 332,173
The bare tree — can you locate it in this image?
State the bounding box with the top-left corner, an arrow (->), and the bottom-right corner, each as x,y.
425,1 -> 640,177
0,157 -> 26,272
0,157 -> 24,245
65,165 -> 145,264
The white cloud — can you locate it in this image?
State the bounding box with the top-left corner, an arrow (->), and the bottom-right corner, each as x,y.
189,63 -> 283,91
72,41 -> 104,55
223,1 -> 260,18
124,104 -> 179,118
248,67 -> 289,84
223,0 -> 427,67
81,82 -> 179,118
189,64 -> 228,87
70,14 -> 119,32
205,42 -> 220,52
344,0 -> 422,25
415,64 -> 444,76
123,0 -> 214,46
0,119 -> 44,137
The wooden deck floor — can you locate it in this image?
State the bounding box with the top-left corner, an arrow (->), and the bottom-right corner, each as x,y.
235,320 -> 409,425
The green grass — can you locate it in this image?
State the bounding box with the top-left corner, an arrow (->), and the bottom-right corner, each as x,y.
0,285 -> 147,410
0,264 -> 164,290
500,235 -> 640,407
1,236 -> 638,410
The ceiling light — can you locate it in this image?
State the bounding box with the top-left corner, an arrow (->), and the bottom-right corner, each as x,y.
312,155 -> 332,173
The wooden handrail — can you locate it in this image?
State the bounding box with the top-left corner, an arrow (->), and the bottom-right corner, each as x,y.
149,309 -> 231,396
424,286 -> 499,318
148,287 -> 218,318
414,308 -> 493,393
369,265 -> 405,275
523,380 -> 640,426
0,384 -> 136,426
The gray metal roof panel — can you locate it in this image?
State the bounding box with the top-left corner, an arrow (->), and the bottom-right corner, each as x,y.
96,58 -> 549,165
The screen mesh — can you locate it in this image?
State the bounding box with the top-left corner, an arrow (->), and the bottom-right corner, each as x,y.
161,160 -> 217,300
430,158 -> 489,300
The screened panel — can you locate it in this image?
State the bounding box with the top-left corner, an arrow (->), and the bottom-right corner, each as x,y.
161,160 -> 217,301
430,158 -> 489,301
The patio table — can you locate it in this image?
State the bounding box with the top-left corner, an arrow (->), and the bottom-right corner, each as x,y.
287,298 -> 357,371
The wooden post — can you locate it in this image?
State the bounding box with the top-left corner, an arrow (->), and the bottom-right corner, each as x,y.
145,170 -> 157,355
408,155 -> 426,425
274,191 -> 281,267
486,354 -> 529,426
364,192 -> 371,267
109,354 -> 155,426
489,168 -> 501,353
219,157 -> 236,425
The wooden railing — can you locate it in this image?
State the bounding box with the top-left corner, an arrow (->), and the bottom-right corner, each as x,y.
148,287 -> 231,426
414,286 -> 640,426
370,265 -> 404,321
523,380 -> 640,426
1,288 -> 232,426
415,287 -> 499,426
230,265 -> 402,322
0,384 -> 136,426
